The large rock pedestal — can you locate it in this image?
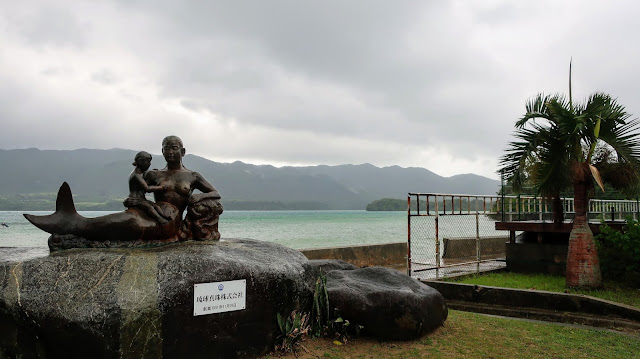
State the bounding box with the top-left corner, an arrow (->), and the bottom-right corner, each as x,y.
0,239 -> 314,359
326,267 -> 448,340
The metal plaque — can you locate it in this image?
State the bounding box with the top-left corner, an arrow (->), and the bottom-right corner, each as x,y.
193,279 -> 246,316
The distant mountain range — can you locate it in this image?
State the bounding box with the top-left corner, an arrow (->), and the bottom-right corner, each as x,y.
0,148 -> 500,210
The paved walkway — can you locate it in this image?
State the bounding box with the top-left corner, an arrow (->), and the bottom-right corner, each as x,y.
410,259 -> 506,280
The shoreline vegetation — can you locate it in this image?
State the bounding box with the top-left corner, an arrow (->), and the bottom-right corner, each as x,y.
365,197 -> 497,211
366,198 -> 409,211
3,194 -> 509,212
0,193 -> 125,211
0,194 -> 332,211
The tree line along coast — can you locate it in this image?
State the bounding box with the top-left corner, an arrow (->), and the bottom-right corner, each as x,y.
0,194 -> 331,211
0,194 -> 497,212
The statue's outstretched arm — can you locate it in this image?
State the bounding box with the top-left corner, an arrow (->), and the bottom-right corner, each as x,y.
189,172 -> 221,204
134,173 -> 164,193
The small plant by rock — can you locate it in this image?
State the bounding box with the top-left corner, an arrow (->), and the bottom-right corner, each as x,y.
273,272 -> 368,355
328,313 -> 364,344
275,311 -> 309,353
311,272 -> 330,337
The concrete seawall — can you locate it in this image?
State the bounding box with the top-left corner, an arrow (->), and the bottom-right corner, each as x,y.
423,280 -> 640,330
300,242 -> 407,270
443,236 -> 507,259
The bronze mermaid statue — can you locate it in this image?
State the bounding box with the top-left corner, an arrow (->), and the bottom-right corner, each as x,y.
24,135 -> 223,250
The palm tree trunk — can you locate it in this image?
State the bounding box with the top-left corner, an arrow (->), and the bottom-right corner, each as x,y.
552,193 -> 564,223
566,162 -> 602,288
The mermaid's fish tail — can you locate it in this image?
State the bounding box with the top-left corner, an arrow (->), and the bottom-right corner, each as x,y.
24,182 -> 84,235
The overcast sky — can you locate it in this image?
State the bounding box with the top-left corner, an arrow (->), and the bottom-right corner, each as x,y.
2,1 -> 640,180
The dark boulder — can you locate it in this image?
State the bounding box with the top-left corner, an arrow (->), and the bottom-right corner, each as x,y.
0,239 -> 314,359
325,267 -> 448,340
307,259 -> 357,278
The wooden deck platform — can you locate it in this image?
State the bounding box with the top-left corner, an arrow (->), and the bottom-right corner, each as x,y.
495,220 -> 626,243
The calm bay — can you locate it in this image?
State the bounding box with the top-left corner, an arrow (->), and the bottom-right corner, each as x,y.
0,210 -> 408,250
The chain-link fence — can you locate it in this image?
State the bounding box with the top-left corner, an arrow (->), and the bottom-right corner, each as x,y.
408,193 -> 508,279
408,192 -> 640,279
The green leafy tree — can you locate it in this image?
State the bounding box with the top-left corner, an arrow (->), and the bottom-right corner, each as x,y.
596,218 -> 640,287
500,63 -> 640,288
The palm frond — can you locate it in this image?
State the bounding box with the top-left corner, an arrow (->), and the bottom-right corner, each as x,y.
599,117 -> 640,164
516,94 -> 558,128
501,89 -> 640,197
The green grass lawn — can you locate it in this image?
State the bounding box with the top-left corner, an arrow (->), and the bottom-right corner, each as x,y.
262,271 -> 640,358
445,271 -> 640,308
263,310 -> 640,358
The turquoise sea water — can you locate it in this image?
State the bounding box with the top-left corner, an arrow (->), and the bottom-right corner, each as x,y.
0,210 -> 407,250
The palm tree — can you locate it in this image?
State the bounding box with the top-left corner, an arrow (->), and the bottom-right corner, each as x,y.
501,94 -> 573,223
500,85 -> 640,288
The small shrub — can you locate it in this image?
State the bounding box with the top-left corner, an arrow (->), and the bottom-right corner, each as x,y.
596,217 -> 640,287
311,272 -> 330,337
275,311 -> 309,353
311,272 -> 364,343
273,272 -> 333,354
328,314 -> 363,344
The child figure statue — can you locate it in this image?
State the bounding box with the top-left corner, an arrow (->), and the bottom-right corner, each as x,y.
126,151 -> 171,224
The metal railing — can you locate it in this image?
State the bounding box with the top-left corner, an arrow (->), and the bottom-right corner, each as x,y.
407,192 -> 640,279
497,195 -> 640,222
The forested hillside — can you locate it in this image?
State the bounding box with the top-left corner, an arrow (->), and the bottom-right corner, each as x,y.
0,148 -> 500,210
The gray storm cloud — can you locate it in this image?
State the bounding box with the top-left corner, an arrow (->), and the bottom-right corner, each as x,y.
1,0 -> 640,179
